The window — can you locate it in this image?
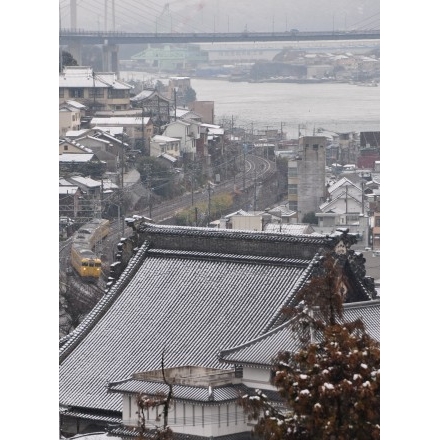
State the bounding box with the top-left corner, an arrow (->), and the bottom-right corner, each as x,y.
69,88 -> 84,98
109,89 -> 128,99
59,88 -> 64,98
288,167 -> 298,177
89,88 -> 104,98
288,184 -> 298,194
64,145 -> 68,151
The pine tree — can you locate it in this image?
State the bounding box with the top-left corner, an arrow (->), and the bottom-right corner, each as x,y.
239,255 -> 380,439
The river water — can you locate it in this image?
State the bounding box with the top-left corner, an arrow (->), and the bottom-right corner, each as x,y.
120,72 -> 380,139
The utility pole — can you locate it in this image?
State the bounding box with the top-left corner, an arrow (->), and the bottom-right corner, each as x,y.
253,167 -> 257,211
191,166 -> 195,206
174,88 -> 177,121
141,106 -> 145,154
242,144 -> 246,191
207,183 -> 212,226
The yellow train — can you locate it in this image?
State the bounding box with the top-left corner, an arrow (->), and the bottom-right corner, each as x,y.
70,218 -> 110,282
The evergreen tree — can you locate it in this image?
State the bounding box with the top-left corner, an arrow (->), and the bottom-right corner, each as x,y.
59,50 -> 78,72
239,255 -> 380,439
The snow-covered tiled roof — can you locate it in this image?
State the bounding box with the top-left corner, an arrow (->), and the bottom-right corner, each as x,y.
158,153 -> 178,163
130,89 -> 172,103
264,224 -> 317,235
59,186 -> 79,195
68,175 -> 101,188
219,300 -> 380,366
90,117 -> 151,126
108,379 -> 249,403
65,129 -> 92,138
152,135 -> 180,142
59,153 -> 96,163
327,176 -> 360,194
59,67 -> 132,90
59,225 -> 376,414
92,126 -> 124,136
66,100 -> 87,109
59,242 -> 318,411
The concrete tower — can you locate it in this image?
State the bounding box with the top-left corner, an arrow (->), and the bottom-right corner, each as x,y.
288,136 -> 327,223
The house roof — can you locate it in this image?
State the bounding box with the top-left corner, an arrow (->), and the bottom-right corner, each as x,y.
319,190 -> 364,213
152,135 -> 180,143
67,175 -> 101,188
107,379 -> 249,404
90,117 -> 151,126
264,224 -> 316,235
92,126 -> 125,136
130,89 -> 172,103
59,186 -> 80,195
158,153 -> 178,163
218,300 -> 380,367
59,224 -> 376,415
327,176 -> 361,194
66,100 -> 87,109
59,153 -> 97,163
60,67 -> 132,90
60,139 -> 93,154
65,129 -> 94,138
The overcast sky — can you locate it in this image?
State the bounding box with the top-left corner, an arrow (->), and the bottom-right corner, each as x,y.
59,0 -> 379,33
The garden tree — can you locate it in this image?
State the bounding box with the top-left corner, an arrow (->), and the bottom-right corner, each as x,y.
174,192 -> 234,226
239,255 -> 380,440
182,87 -> 197,106
302,211 -> 318,225
136,351 -> 173,440
136,156 -> 182,199
60,50 -> 78,72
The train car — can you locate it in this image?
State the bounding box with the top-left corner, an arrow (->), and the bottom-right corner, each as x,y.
70,218 -> 109,282
70,243 -> 102,281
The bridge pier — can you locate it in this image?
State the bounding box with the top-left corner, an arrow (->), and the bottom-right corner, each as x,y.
102,43 -> 119,75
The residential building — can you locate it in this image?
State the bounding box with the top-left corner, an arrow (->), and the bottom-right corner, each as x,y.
90,116 -> 154,151
59,101 -> 85,136
73,130 -> 130,173
162,119 -> 200,160
59,222 -> 378,437
130,88 -> 173,126
59,152 -> 105,179
149,134 -> 181,159
59,139 -> 93,155
189,101 -> 215,124
59,66 -> 132,112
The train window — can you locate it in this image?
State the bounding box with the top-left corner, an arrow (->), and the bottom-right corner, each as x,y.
82,261 -> 88,267
95,262 -> 101,268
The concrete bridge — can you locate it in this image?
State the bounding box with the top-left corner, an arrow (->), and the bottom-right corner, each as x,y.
60,29 -> 379,74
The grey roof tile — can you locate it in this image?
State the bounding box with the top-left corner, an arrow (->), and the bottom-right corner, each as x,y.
219,300 -> 380,366
60,225 -> 377,416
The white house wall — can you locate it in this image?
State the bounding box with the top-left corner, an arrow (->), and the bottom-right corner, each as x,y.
122,395 -> 249,438
241,366 -> 277,391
